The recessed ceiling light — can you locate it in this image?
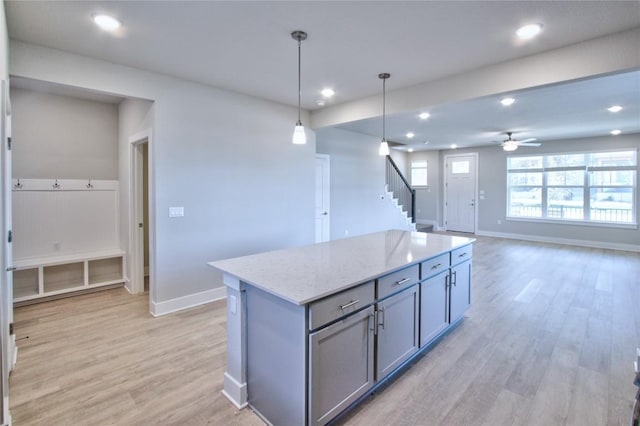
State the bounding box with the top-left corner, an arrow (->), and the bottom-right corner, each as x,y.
408,148 -> 414,153
608,105 -> 622,113
450,144 -> 457,149
516,23 -> 543,40
406,132 -> 415,139
501,97 -> 515,106
611,129 -> 622,135
419,112 -> 430,120
316,100 -> 326,107
321,88 -> 335,98
423,141 -> 429,145
93,14 -> 121,32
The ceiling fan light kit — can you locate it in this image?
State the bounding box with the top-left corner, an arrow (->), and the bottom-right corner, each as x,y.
501,132 -> 541,151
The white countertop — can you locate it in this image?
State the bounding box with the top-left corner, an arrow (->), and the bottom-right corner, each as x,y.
208,230 -> 474,305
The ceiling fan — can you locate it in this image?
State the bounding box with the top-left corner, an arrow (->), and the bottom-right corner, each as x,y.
499,132 -> 541,151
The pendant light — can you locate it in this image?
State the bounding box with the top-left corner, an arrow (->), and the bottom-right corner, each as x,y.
292,30 -> 307,144
378,73 -> 390,156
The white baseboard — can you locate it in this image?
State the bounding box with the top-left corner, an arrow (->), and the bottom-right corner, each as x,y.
2,396 -> 11,426
476,229 -> 640,252
150,286 -> 227,317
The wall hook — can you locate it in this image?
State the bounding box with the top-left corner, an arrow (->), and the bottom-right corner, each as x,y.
53,179 -> 60,189
86,178 -> 94,189
14,179 -> 23,189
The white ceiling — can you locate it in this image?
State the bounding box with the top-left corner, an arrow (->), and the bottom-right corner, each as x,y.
5,1 -> 640,150
337,70 -> 640,151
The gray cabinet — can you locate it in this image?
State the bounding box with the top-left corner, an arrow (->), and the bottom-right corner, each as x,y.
419,270 -> 448,347
449,260 -> 471,323
376,284 -> 419,380
309,306 -> 375,426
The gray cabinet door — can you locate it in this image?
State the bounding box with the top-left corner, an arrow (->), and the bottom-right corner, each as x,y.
309,306 -> 375,426
376,285 -> 419,380
449,260 -> 471,323
420,270 -> 449,347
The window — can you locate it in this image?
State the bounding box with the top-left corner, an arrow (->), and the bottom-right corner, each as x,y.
411,161 -> 428,186
507,150 -> 637,225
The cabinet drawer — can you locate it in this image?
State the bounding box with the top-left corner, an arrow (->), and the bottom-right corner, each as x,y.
377,264 -> 420,300
451,245 -> 472,266
420,253 -> 450,279
309,281 -> 375,330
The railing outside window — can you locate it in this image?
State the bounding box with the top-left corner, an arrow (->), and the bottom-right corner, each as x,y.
507,150 -> 637,225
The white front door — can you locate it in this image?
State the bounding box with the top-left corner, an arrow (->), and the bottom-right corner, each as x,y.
315,155 -> 330,243
444,153 -> 477,233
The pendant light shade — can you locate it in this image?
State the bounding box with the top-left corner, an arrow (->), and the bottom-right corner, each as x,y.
292,30 -> 307,145
379,73 -> 391,156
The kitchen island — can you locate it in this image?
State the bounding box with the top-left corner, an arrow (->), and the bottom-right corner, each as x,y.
209,230 -> 474,425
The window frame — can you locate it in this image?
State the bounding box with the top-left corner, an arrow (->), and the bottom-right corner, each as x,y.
506,149 -> 637,227
410,160 -> 428,187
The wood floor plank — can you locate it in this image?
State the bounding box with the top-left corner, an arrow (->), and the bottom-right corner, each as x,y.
8,235 -> 639,426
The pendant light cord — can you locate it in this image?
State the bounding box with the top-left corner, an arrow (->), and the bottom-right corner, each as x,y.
297,39 -> 302,125
382,77 -> 386,140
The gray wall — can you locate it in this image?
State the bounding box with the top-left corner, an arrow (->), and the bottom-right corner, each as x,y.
413,133 -> 640,248
316,127 -> 413,240
11,88 -> 118,179
11,40 -> 316,304
410,150 -> 440,226
118,98 -> 154,290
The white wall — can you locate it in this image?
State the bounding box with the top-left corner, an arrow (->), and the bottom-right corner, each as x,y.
429,133 -> 640,249
11,88 -> 118,179
10,41 -> 316,306
316,127 -> 414,240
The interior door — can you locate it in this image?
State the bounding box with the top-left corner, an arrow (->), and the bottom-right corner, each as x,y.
315,155 -> 330,243
1,79 -> 13,424
444,154 -> 477,233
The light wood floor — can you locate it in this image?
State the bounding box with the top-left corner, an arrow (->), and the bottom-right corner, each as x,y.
9,236 -> 640,425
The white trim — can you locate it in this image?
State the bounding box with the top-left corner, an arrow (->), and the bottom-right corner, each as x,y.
476,229 -> 640,252
222,372 -> 248,409
315,154 -> 331,243
506,216 -> 637,229
443,152 -> 479,233
150,287 -> 227,317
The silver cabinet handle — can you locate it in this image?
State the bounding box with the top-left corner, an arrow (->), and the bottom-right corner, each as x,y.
452,270 -> 457,286
6,266 -> 16,272
321,212 -> 328,216
339,300 -> 359,310
430,263 -> 442,270
394,277 -> 411,286
445,273 -> 449,289
378,307 -> 385,330
458,252 -> 468,258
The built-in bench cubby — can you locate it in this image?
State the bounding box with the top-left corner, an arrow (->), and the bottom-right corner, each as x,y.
12,178 -> 126,306
13,250 -> 125,306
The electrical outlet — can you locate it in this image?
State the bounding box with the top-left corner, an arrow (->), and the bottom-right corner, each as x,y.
345,229 -> 349,236
497,220 -> 502,225
229,295 -> 237,314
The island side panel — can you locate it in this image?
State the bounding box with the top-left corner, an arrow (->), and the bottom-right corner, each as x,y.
222,273 -> 248,408
246,284 -> 307,425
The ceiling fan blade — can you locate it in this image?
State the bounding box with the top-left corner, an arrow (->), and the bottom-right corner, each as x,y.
517,142 -> 541,147
518,137 -> 537,143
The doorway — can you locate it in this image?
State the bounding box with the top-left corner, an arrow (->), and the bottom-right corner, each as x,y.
444,153 -> 478,233
129,130 -> 153,299
315,154 -> 330,243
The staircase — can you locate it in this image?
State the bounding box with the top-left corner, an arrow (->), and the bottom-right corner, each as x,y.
385,156 -> 417,231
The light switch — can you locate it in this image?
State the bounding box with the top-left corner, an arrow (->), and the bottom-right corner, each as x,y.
169,206 -> 184,217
